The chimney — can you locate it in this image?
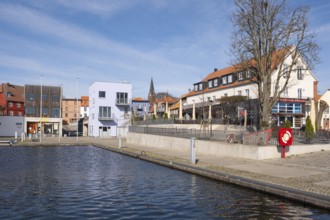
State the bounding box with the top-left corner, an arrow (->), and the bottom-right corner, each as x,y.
214,68 -> 218,72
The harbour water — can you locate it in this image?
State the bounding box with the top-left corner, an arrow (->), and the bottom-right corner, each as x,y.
0,146 -> 329,219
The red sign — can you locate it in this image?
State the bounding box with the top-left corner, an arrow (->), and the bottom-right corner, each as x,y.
278,128 -> 293,147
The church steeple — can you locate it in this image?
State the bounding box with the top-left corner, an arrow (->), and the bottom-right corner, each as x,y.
148,78 -> 156,105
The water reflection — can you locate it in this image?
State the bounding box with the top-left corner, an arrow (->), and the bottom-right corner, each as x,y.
0,146 -> 329,219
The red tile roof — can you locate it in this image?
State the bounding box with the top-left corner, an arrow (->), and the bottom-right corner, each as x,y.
185,47 -> 291,98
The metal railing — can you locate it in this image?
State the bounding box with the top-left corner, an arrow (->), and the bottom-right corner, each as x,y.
129,124 -> 330,146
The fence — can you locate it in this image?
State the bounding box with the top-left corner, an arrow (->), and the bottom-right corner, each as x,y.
129,125 -> 330,146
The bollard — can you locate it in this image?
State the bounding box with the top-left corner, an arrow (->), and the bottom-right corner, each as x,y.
190,137 -> 196,164
15,131 -> 17,140
119,136 -> 122,149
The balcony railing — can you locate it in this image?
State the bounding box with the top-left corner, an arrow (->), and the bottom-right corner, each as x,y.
116,98 -> 130,106
98,114 -> 114,121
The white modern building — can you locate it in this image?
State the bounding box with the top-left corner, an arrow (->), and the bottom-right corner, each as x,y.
88,81 -> 132,137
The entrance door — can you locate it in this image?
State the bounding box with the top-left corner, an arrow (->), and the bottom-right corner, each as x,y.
99,126 -> 110,137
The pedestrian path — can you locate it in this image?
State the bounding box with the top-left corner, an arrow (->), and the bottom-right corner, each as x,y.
14,136 -> 330,210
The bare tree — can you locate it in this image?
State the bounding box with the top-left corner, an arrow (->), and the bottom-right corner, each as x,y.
230,0 -> 319,129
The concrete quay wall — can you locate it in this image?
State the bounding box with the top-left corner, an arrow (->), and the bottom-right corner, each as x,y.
127,132 -> 330,160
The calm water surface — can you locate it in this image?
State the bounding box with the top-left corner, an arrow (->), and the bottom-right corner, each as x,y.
0,146 -> 329,219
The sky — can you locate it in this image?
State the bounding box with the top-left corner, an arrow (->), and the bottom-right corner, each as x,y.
0,0 -> 330,99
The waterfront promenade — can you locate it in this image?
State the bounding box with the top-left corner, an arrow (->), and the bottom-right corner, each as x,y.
11,136 -> 330,210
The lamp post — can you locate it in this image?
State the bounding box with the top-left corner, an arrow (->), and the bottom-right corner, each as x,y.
76,76 -> 79,142
209,100 -> 213,137
59,84 -> 62,143
40,74 -> 43,143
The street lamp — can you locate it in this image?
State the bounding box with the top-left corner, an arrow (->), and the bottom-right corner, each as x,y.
76,76 -> 79,142
40,74 -> 43,143
59,84 -> 62,143
209,100 -> 213,137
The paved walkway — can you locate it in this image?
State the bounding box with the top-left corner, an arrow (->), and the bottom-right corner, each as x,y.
12,136 -> 330,210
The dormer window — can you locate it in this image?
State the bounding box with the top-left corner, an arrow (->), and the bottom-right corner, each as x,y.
214,78 -> 218,87
208,80 -> 213,88
194,84 -> 198,92
238,72 -> 244,81
198,83 -> 203,91
246,69 -> 251,78
228,75 -> 233,83
222,76 -> 227,85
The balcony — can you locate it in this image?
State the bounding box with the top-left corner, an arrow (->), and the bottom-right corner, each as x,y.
98,113 -> 114,121
116,98 -> 130,106
98,116 -> 114,121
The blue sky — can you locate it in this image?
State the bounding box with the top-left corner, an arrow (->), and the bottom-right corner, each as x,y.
0,0 -> 330,99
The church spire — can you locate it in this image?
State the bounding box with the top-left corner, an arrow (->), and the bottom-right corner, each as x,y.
148,78 -> 156,105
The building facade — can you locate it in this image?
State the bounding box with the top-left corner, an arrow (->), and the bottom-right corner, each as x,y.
0,83 -> 24,116
62,98 -> 81,125
24,85 -> 62,137
132,97 -> 149,120
178,49 -> 317,129
80,96 -> 89,118
88,81 -> 132,137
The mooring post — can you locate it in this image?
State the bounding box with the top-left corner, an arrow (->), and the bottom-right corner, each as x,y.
119,135 -> 122,149
190,137 -> 196,164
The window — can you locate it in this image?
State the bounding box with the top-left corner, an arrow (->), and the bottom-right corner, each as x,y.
224,93 -> 228,97
18,112 -> 22,116
42,107 -> 48,116
222,76 -> 227,85
117,92 -> 128,104
26,107 -> 35,116
283,88 -> 288,97
65,113 -> 68,117
214,79 -> 218,87
298,88 -> 303,99
42,94 -> 48,101
99,91 -> 106,98
198,83 -> 203,91
238,72 -> 244,81
246,89 -> 249,99
237,90 -> 242,96
9,111 -> 14,116
51,108 -> 60,117
16,103 -> 21,108
6,92 -> 12,97
8,102 -> 13,107
194,84 -> 198,92
297,66 -> 303,80
84,107 -> 87,111
208,81 -> 213,88
272,103 -> 302,114
53,95 -> 59,102
283,64 -> 288,78
27,93 -> 35,101
246,69 -> 251,78
228,75 -> 233,83
99,106 -> 111,119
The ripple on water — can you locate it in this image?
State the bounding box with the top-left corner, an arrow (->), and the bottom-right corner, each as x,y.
0,146 -> 329,219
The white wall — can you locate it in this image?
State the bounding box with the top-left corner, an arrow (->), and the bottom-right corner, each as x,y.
0,116 -> 24,137
127,132 -> 330,160
271,54 -> 316,99
89,81 -> 132,137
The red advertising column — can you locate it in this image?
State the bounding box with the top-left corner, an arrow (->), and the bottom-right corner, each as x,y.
278,128 -> 293,158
